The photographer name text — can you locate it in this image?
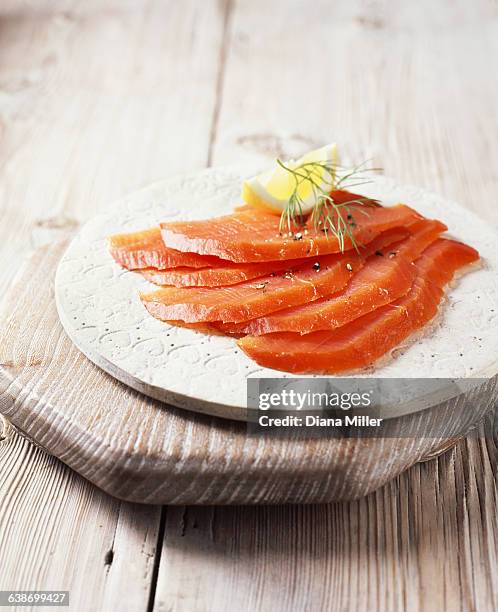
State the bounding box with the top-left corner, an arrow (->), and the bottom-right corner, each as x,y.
258,415 -> 383,427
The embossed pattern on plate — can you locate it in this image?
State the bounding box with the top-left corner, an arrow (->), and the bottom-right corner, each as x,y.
55,168 -> 498,418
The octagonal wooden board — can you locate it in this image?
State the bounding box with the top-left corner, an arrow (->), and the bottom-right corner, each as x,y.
0,239 -> 496,505
54,168 -> 498,421
0,169 -> 497,504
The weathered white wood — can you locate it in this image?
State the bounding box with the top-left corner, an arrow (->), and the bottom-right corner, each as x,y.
0,417 -> 161,611
155,423 -> 497,612
212,0 -> 498,225
0,0 -> 496,610
0,0 -> 226,609
154,0 -> 498,610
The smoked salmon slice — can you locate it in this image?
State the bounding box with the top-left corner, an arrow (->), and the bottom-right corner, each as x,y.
139,226 -> 410,288
139,257 -> 314,288
160,203 -> 422,262
220,219 -> 446,335
140,252 -> 362,324
109,227 -> 223,270
139,228 -> 410,324
237,239 -> 479,374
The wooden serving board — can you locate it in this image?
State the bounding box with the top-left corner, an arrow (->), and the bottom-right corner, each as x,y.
0,241 -> 496,505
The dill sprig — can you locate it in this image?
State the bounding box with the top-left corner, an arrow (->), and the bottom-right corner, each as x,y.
276,158 -> 381,252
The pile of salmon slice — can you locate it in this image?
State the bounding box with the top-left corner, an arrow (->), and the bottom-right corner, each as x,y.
109,190 -> 479,374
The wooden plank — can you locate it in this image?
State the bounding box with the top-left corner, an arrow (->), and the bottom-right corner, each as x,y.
0,0 -> 226,609
0,0 -> 225,291
0,417 -> 161,610
155,424 -> 497,612
211,0 -> 498,224
154,0 -> 498,609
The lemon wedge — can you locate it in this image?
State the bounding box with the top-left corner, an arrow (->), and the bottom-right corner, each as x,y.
242,143 -> 338,215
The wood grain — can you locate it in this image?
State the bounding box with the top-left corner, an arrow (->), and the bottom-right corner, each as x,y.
0,0 -> 225,609
212,0 -> 498,225
155,424 -> 497,612
156,0 -> 498,609
0,416 -> 161,610
0,0 -> 496,610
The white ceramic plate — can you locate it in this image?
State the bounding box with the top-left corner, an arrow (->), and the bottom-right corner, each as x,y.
55,167 -> 498,420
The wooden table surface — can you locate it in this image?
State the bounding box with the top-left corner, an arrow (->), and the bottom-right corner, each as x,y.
0,1 -> 496,611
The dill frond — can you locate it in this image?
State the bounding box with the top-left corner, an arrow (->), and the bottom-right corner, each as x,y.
276,158 -> 381,252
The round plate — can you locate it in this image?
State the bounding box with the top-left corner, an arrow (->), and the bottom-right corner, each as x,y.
55,167 -> 498,420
